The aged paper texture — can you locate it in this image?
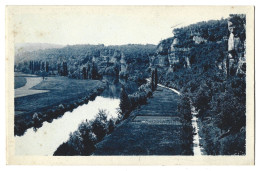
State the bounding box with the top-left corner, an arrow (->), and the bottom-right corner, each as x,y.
6,6 -> 254,165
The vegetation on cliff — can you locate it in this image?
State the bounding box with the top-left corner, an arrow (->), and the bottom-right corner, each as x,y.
156,14 -> 246,155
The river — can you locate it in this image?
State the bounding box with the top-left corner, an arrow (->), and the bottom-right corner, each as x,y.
15,76 -> 136,156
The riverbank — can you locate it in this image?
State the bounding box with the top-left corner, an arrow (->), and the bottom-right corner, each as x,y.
14,77 -> 27,89
15,76 -> 106,136
15,76 -> 49,98
15,96 -> 120,156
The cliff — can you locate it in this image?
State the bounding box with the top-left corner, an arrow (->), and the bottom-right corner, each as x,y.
227,14 -> 246,76
154,14 -> 247,155
150,14 -> 246,77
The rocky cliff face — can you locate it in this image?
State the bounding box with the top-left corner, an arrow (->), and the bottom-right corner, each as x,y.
120,52 -> 127,72
227,14 -> 246,76
91,49 -> 126,73
150,14 -> 246,76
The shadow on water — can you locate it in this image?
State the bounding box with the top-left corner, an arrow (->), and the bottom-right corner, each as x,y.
101,76 -> 139,99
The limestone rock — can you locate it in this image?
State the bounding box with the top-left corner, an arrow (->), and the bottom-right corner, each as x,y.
185,56 -> 191,68
110,50 -> 121,63
193,36 -> 207,44
236,57 -> 246,75
120,53 -> 127,72
228,32 -> 235,51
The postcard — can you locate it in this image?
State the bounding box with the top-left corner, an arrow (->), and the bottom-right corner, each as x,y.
6,6 -> 255,165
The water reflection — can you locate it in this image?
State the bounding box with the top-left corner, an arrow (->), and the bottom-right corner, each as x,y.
101,76 -> 121,98
101,76 -> 138,98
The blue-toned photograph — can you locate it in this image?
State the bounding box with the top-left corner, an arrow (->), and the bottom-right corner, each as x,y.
11,6 -> 249,158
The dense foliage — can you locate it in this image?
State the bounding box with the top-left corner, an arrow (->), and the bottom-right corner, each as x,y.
158,15 -> 246,155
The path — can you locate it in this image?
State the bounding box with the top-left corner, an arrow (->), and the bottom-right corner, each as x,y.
94,86 -> 183,155
191,105 -> 204,155
15,77 -> 49,98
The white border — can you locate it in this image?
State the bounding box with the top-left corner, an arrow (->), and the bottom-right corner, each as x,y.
1,0 -> 259,170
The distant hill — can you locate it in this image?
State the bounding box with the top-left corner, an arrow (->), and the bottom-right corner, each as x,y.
14,43 -> 156,79
15,43 -> 65,63
15,43 -> 65,55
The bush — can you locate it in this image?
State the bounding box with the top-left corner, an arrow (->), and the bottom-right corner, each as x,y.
128,82 -> 152,109
129,92 -> 147,108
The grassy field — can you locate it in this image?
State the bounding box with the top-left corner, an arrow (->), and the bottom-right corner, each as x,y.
15,76 -> 106,135
15,77 -> 27,89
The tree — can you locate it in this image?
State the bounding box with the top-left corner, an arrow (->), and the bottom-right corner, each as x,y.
91,62 -> 99,79
63,62 -> 68,76
107,118 -> 116,134
178,95 -> 193,155
86,63 -> 91,79
32,112 -> 42,131
82,67 -> 87,79
151,70 -> 155,91
57,63 -> 61,75
154,67 -> 158,88
119,85 -> 131,118
41,61 -> 45,71
78,121 -> 97,155
91,110 -> 108,141
29,61 -> 32,71
46,61 -> 49,72
41,70 -> 48,80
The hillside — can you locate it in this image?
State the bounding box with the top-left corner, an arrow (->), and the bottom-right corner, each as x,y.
150,14 -> 246,155
15,44 -> 156,81
15,43 -> 65,61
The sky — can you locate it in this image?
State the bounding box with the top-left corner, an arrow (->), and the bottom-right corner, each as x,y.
9,6 -> 246,46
